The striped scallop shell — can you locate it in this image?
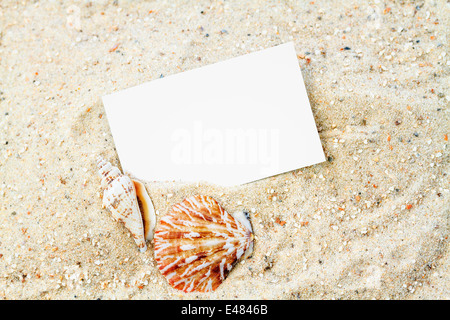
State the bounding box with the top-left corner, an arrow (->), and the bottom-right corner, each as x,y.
154,195 -> 253,293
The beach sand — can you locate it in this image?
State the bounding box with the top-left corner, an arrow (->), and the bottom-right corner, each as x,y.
0,0 -> 448,299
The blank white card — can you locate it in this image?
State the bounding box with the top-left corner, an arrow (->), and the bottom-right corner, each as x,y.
102,42 -> 325,186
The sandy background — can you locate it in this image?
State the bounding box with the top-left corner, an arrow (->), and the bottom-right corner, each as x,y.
0,0 -> 449,299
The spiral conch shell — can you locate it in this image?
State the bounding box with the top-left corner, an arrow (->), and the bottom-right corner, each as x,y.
154,195 -> 254,293
97,157 -> 156,252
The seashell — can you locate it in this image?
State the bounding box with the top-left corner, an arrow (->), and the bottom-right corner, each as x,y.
154,195 -> 254,293
97,156 -> 156,252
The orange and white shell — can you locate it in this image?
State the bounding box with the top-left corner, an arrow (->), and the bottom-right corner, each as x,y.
154,195 -> 254,293
97,157 -> 156,252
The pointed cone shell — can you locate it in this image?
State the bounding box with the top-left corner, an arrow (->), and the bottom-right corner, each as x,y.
97,157 -> 155,252
154,195 -> 254,293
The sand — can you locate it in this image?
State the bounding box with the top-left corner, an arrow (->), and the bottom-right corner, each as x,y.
0,0 -> 449,300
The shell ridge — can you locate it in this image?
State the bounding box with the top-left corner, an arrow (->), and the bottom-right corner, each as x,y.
172,244 -> 236,280
160,216 -> 183,231
180,201 -> 207,221
200,196 -> 214,217
158,242 -> 225,274
161,256 -> 183,273
173,204 -> 195,221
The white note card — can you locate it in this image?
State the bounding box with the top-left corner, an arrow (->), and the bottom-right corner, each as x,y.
102,42 -> 325,186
